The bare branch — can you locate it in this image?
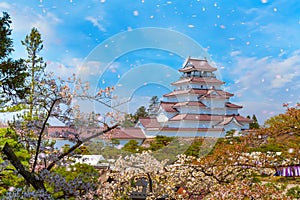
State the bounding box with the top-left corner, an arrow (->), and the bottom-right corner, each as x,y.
31,98 -> 60,173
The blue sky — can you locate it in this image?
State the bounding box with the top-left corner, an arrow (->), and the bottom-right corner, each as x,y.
1,0 -> 300,124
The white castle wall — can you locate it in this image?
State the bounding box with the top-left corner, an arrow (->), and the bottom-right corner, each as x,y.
144,129 -> 225,138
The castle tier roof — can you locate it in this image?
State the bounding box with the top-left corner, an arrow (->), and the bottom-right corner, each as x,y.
139,117 -> 161,128
169,114 -> 251,124
179,58 -> 217,72
233,115 -> 252,123
169,114 -> 223,121
160,101 -> 178,112
163,88 -> 233,99
225,102 -> 243,109
173,101 -> 206,107
172,77 -> 224,85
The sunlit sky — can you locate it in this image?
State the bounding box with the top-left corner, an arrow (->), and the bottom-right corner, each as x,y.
1,0 -> 300,124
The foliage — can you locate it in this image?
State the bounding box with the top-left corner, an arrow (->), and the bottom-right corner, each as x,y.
122,140 -> 143,153
184,138 -> 204,157
248,105 -> 300,161
0,12 -> 28,106
121,114 -> 135,127
286,185 -> 300,198
132,106 -> 148,123
21,27 -> 46,120
0,128 -> 29,196
149,135 -> 174,151
147,96 -> 159,116
48,163 -> 99,198
247,114 -> 260,129
263,104 -> 300,137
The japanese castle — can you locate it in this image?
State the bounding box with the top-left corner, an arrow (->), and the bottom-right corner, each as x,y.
137,57 -> 251,137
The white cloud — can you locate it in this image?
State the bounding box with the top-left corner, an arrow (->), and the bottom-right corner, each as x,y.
46,61 -> 74,79
0,2 -> 11,9
226,50 -> 300,123
230,50 -> 300,92
237,101 -> 285,124
86,16 -> 106,32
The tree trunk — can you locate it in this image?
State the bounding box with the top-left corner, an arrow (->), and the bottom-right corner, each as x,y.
2,142 -> 46,191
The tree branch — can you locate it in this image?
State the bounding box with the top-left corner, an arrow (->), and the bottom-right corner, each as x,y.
46,123 -> 119,171
2,142 -> 46,191
32,98 -> 59,173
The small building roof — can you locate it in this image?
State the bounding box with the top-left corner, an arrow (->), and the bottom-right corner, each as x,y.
138,117 -> 161,128
111,127 -> 146,139
47,126 -> 75,133
179,58 -> 217,73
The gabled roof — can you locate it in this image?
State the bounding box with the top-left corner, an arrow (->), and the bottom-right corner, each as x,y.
233,115 -> 252,123
215,116 -> 243,127
160,101 -> 178,112
225,102 -> 243,109
171,77 -> 224,85
110,127 -> 146,139
179,58 -> 217,73
173,101 -> 206,108
199,89 -> 233,99
138,117 -> 161,128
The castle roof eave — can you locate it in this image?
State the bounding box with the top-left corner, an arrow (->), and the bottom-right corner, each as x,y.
171,77 -> 225,85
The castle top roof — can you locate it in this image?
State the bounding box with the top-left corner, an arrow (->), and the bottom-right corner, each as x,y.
179,57 -> 217,73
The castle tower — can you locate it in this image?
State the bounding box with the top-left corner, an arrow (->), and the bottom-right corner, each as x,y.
137,57 -> 251,137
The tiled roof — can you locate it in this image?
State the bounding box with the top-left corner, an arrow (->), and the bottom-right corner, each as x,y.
169,114 -> 224,121
160,127 -> 224,132
173,101 -> 206,107
48,126 -> 146,140
172,77 -> 224,85
47,126 -> 76,137
138,117 -> 161,128
160,101 -> 178,112
179,58 -> 217,72
110,127 -> 146,139
199,89 -> 233,99
215,116 -> 243,126
164,88 -> 233,99
169,114 -> 251,124
234,115 -> 252,122
225,102 -> 243,108
163,88 -> 207,97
